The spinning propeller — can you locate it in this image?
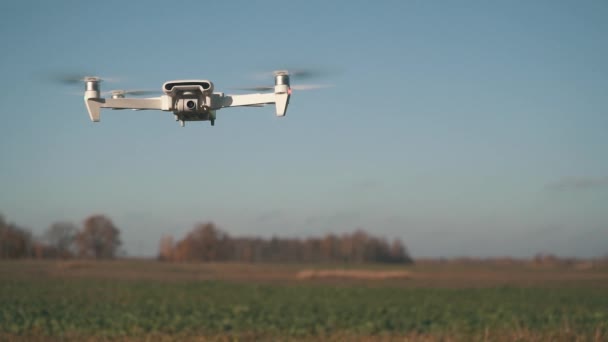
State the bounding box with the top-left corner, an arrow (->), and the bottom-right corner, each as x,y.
232,68 -> 333,92
46,72 -> 161,97
47,72 -> 121,85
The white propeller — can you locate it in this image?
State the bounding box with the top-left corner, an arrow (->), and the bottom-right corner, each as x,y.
232,68 -> 334,92
47,72 -> 121,85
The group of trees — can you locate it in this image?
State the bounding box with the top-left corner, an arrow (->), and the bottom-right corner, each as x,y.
0,214 -> 122,259
159,222 -> 413,264
2,214 -> 413,264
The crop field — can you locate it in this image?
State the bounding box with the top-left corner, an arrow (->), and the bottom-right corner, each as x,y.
1,260 -> 607,341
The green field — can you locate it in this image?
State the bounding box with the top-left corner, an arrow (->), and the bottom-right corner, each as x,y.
1,260 -> 607,341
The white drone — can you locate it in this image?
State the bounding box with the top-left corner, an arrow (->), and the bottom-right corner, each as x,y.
59,70 -> 326,127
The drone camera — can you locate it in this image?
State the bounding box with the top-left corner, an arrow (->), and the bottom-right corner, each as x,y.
177,98 -> 199,113
184,98 -> 198,111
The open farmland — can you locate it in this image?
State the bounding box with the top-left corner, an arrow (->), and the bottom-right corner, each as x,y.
1,259 -> 607,341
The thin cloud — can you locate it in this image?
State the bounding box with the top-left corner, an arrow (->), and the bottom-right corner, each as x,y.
545,176 -> 608,191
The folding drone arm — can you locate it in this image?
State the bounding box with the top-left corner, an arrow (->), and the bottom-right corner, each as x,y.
219,89 -> 290,117
85,96 -> 172,122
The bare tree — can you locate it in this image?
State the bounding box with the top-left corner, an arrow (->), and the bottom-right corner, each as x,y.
44,221 -> 77,258
76,215 -> 121,259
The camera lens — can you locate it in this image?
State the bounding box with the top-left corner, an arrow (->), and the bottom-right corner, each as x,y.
186,100 -> 196,109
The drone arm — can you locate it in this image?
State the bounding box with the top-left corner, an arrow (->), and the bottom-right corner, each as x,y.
85,97 -> 171,122
221,93 -> 275,107
220,91 -> 290,116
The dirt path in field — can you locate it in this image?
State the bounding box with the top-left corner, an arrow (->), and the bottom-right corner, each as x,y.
295,269 -> 411,280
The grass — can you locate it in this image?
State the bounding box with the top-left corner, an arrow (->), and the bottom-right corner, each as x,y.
0,259 -> 607,341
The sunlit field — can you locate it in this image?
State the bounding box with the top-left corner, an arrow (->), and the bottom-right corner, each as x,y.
1,259 -> 607,341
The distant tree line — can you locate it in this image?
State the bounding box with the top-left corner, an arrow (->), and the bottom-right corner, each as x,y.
2,213 -> 413,263
159,222 -> 413,264
0,214 -> 121,259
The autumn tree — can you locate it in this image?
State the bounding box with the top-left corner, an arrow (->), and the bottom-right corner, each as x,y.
172,222 -> 231,262
158,235 -> 174,261
0,214 -> 33,258
75,215 -> 121,259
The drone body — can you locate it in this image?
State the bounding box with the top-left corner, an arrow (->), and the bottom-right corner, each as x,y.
83,72 -> 292,127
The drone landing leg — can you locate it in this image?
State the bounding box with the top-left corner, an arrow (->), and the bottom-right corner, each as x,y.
180,120 -> 185,127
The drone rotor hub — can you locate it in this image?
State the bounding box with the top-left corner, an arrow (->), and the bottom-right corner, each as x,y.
85,79 -> 100,92
274,73 -> 290,87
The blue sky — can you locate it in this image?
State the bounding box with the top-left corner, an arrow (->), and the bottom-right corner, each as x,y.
0,0 -> 607,258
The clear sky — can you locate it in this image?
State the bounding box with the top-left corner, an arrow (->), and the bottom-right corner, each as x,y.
1,0 -> 607,258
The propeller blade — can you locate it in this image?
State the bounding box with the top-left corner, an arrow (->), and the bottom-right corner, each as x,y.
255,69 -> 324,80
254,67 -> 329,81
290,84 -> 333,91
279,69 -> 323,80
45,71 -> 121,85
230,86 -> 274,92
231,84 -> 332,92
